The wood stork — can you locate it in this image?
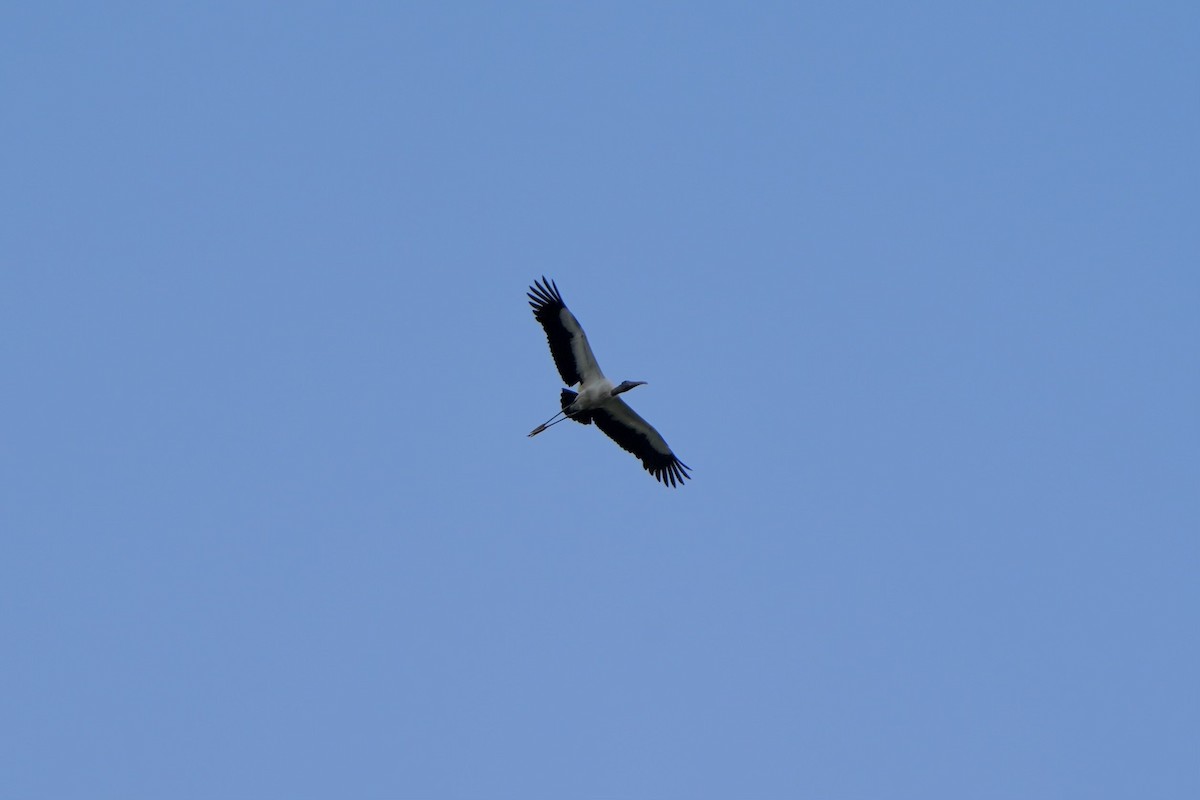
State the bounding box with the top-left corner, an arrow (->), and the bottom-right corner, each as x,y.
527,277 -> 691,487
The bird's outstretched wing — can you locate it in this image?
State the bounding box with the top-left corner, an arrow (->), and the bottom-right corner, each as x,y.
592,398 -> 691,487
528,277 -> 604,387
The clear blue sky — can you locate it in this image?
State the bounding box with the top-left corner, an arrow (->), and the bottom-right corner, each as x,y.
3,3 -> 1197,798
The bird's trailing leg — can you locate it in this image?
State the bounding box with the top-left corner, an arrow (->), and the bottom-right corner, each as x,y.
528,408 -> 579,437
528,409 -> 565,437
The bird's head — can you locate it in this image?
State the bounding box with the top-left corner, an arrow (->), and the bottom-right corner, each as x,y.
612,380 -> 647,396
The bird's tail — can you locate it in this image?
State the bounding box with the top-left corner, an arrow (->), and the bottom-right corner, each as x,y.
560,389 -> 592,425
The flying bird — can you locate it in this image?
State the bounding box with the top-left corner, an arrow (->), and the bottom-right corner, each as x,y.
526,277 -> 691,487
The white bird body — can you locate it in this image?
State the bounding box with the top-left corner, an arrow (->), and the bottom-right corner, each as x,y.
527,278 -> 691,487
572,377 -> 615,408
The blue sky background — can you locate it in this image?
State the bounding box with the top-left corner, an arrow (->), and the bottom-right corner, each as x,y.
3,3 -> 1197,798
